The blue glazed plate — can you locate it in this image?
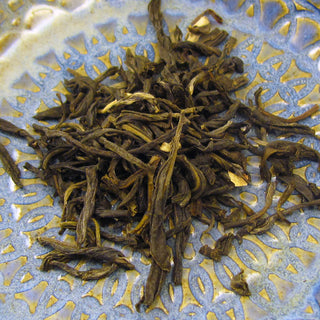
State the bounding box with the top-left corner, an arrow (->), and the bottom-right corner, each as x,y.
1,0 -> 320,319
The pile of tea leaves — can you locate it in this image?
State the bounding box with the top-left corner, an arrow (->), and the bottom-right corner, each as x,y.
1,0 -> 320,311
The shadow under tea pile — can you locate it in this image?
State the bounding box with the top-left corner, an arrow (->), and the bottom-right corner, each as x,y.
1,0 -> 320,311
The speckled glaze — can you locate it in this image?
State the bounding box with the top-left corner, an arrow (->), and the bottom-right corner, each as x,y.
1,0 -> 320,319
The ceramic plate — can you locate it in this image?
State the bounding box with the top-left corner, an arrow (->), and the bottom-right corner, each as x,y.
1,0 -> 320,319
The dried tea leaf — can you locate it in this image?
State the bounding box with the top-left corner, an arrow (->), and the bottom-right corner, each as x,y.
230,270 -> 251,296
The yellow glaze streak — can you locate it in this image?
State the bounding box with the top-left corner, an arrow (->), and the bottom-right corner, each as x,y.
272,61 -> 283,70
290,247 -> 316,267
36,51 -> 61,71
240,192 -> 258,206
207,312 -> 218,320
293,83 -> 306,93
305,305 -> 314,313
235,72 -> 267,101
0,293 -> 6,303
308,217 -> 320,231
200,259 -> 229,301
293,0 -> 313,11
12,73 -> 40,92
299,84 -> 320,106
309,48 -> 320,60
20,272 -> 33,283
128,14 -> 149,36
0,256 -> 27,286
293,165 -> 310,181
96,22 -> 116,43
66,34 -> 88,54
0,98 -> 22,117
13,194 -> 53,222
13,178 -> 47,192
114,270 -> 140,312
307,0 -> 320,8
241,297 -> 268,319
268,274 -> 294,300
183,242 -> 196,260
292,18 -> 320,49
15,281 -> 48,314
44,301 -> 75,320
246,43 -> 254,52
111,278 -> 118,296
259,288 -> 271,302
52,81 -> 70,95
225,308 -> 236,320
260,0 -> 289,28
231,30 -> 250,48
0,228 -> 12,242
280,59 -> 312,83
98,50 -> 112,69
146,293 -> 169,314
92,37 -> 99,45
64,52 -> 71,59
36,99 -> 49,114
286,264 -> 298,274
82,278 -> 106,305
22,214 -> 60,247
23,192 -> 38,198
179,268 -> 201,311
16,150 -> 38,164
28,214 -> 44,223
1,244 -> 15,254
263,91 -> 288,108
246,4 -> 254,17
257,42 -> 284,64
197,277 -> 206,295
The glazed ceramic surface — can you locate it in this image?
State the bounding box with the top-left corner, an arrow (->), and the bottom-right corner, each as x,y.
1,0 -> 320,319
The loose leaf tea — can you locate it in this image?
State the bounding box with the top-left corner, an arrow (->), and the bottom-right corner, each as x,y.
230,270 -> 251,296
0,142 -> 23,188
1,0 -> 320,312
